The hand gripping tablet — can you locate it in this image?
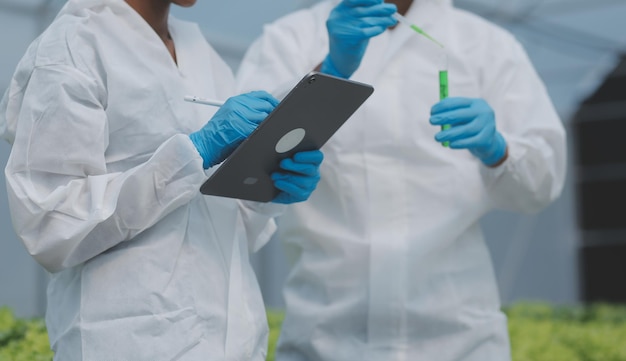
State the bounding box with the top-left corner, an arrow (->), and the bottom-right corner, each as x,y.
200,72 -> 374,202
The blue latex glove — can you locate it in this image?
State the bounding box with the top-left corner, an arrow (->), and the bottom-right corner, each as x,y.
321,0 -> 397,78
189,91 -> 279,169
271,150 -> 324,204
430,97 -> 508,166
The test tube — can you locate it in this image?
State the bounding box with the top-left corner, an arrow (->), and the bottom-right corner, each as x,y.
439,51 -> 450,147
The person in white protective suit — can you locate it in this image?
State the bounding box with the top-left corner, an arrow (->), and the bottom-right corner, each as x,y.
0,0 -> 325,359
236,0 -> 566,360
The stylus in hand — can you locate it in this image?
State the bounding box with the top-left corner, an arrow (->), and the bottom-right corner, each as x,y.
184,95 -> 225,107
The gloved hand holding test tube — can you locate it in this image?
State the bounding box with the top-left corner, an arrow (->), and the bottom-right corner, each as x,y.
393,13 -> 450,147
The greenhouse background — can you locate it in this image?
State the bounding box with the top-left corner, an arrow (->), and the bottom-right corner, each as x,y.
1,0 -> 625,322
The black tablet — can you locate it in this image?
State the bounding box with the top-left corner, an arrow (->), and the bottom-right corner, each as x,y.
200,72 -> 374,202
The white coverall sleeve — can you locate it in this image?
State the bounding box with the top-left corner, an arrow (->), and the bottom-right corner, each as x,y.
238,201 -> 286,252
481,40 -> 567,213
4,65 -> 206,273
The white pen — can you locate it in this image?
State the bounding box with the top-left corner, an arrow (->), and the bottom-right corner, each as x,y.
184,95 -> 224,107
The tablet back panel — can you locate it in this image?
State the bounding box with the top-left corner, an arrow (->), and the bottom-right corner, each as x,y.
200,72 -> 374,202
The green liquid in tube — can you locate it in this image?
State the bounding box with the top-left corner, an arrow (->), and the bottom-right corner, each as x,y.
439,69 -> 450,147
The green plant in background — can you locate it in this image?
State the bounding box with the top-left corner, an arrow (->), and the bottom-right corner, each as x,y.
2,303 -> 626,361
505,302 -> 626,361
265,303 -> 626,361
0,307 -> 26,348
0,307 -> 53,361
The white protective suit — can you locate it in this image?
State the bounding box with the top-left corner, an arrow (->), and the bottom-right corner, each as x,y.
237,0 -> 566,360
0,0 -> 283,359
